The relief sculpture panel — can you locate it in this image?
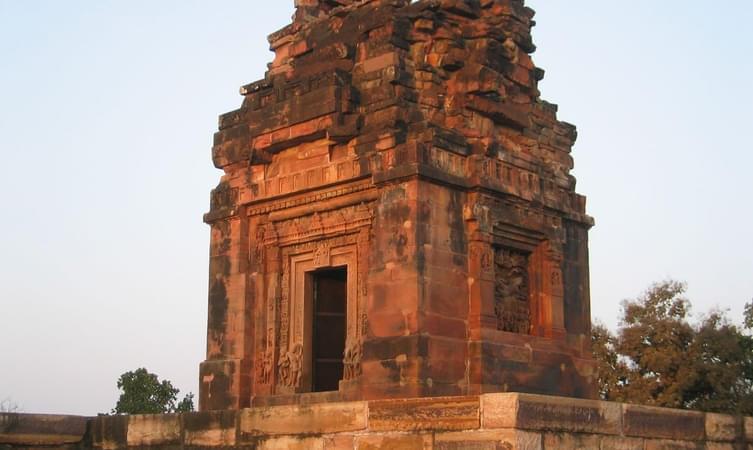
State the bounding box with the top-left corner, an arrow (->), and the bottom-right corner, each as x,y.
278,343 -> 303,389
343,338 -> 362,381
494,248 -> 532,334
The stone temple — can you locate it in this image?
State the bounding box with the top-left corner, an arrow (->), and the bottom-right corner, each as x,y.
6,2 -> 753,448
199,0 -> 596,411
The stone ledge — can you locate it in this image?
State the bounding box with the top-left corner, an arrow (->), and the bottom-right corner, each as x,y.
183,410 -> 237,447
622,404 -> 705,441
3,394 -> 753,448
0,413 -> 90,446
240,401 -> 367,436
126,414 -> 180,446
705,412 -> 741,442
436,430 -> 542,449
482,393 -> 621,435
368,396 -> 479,431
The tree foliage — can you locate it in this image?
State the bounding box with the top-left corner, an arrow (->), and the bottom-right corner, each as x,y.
593,281 -> 753,415
744,300 -> 753,330
591,322 -> 626,401
112,368 -> 194,415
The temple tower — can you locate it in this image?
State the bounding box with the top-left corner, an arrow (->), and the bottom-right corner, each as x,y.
199,0 -> 595,411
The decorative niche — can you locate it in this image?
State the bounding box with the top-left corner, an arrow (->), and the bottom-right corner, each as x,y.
494,247 -> 532,334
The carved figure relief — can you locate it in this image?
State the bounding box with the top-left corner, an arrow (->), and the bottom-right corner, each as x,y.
257,347 -> 274,385
494,248 -> 531,334
480,249 -> 492,274
280,259 -> 291,351
343,338 -> 362,381
470,243 -> 494,278
552,268 -> 564,296
278,343 -> 303,388
357,227 -> 370,297
313,244 -> 330,268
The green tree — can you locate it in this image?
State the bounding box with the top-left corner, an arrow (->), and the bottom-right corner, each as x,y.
112,368 -> 194,414
593,281 -> 753,415
591,322 -> 626,401
687,311 -> 753,414
744,300 -> 753,330
616,280 -> 696,408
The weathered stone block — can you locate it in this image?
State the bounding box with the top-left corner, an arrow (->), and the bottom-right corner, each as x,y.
705,443 -> 738,450
91,415 -> 128,450
482,393 -> 621,435
183,410 -> 237,447
324,434 -> 356,449
126,414 -> 180,446
257,436 -> 328,450
599,435 -> 645,449
706,412 -> 740,442
0,414 -> 89,446
240,401 -> 367,436
437,430 -> 542,450
643,439 -> 702,450
355,433 -> 433,450
622,404 -> 704,441
542,432 -> 600,449
368,396 -> 480,431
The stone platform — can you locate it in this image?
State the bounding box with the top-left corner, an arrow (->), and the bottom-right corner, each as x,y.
2,393 -> 752,449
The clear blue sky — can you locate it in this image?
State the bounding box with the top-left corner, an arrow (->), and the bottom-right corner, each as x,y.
1,1 -> 751,415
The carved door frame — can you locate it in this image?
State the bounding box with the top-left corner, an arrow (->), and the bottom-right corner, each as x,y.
275,232 -> 366,394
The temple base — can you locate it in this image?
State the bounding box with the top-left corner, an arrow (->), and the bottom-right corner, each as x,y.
3,393 -> 751,449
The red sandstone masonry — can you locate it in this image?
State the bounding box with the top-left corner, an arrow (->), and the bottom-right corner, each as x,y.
201,0 -> 597,410
3,394 -> 753,449
1,2 -> 736,449
482,393 -> 622,435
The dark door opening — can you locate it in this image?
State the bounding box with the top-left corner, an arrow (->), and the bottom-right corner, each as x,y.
312,267 -> 347,392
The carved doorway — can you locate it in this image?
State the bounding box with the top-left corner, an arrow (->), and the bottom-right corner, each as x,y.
311,267 -> 347,392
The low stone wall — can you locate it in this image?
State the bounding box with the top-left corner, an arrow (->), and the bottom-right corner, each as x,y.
2,393 -> 751,449
0,413 -> 89,449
